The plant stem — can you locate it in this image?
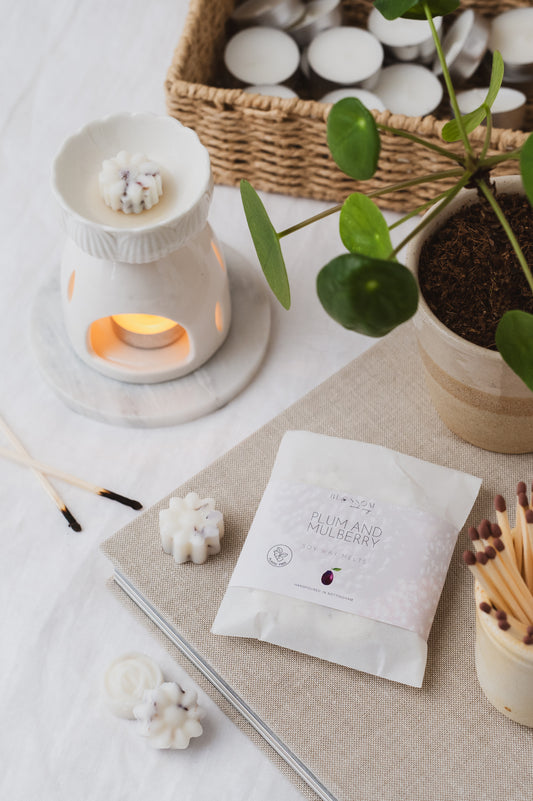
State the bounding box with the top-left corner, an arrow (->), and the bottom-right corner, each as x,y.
480,150 -> 521,168
424,3 -> 475,164
388,188 -> 455,230
389,173 -> 473,258
277,168 -> 463,239
376,122 -> 464,164
477,178 -> 533,294
278,203 -> 343,238
480,106 -> 493,162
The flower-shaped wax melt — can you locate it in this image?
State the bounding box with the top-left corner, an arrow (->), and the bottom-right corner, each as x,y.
103,652 -> 164,719
159,492 -> 224,564
99,150 -> 163,214
133,682 -> 205,749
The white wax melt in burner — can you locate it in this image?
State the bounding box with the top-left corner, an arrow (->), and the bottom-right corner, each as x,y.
224,26 -> 300,85
374,63 -> 443,117
367,7 -> 442,64
489,8 -> 533,85
307,26 -> 384,90
51,113 -> 231,384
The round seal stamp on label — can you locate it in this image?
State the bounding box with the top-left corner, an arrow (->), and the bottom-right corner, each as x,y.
267,544 -> 293,567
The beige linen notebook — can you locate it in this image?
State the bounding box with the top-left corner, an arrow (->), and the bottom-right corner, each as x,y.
102,323 -> 533,801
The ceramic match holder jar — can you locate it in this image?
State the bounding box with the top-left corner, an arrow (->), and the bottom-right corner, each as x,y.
51,112 -> 231,384
475,582 -> 533,727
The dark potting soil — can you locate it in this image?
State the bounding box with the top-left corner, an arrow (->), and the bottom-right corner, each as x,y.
417,191 -> 533,349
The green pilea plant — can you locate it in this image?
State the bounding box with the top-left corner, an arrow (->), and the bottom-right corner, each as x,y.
241,0 -> 533,390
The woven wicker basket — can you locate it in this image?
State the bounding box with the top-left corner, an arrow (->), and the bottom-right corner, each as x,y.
165,0 -> 531,210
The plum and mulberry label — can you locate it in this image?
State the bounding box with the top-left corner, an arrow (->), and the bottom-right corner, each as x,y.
229,479 -> 458,640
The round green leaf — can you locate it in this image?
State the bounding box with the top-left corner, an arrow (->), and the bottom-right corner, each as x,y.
339,193 -> 393,260
240,180 -> 290,309
495,310 -> 533,391
326,98 -> 380,181
520,132 -> 533,207
374,0 -> 458,20
316,253 -> 418,337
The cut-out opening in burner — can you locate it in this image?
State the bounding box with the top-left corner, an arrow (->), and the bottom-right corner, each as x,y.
88,315 -> 191,375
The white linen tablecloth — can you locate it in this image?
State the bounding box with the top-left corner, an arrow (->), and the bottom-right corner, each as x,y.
0,3 -> 412,799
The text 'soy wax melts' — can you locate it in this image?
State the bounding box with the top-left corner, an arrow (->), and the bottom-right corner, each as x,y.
99,151 -> 163,214
367,7 -> 442,63
374,63 -> 443,117
489,8 -> 533,84
212,431 -> 481,687
103,653 -> 164,719
134,682 -> 205,749
160,491 -> 224,564
224,26 -> 300,86
307,26 -> 384,90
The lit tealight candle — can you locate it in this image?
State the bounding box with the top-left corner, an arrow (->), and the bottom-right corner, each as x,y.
99,151 -> 162,214
456,86 -> 526,130
320,87 -> 386,111
489,8 -> 533,84
367,8 -> 442,63
224,26 -> 300,85
307,26 -> 384,89
374,63 -> 443,116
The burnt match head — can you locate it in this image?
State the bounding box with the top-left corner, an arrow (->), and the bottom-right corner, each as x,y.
468,526 -> 480,541
463,550 -> 476,566
494,495 -> 507,513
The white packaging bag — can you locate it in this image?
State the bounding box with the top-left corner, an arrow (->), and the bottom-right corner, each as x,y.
212,431 -> 481,686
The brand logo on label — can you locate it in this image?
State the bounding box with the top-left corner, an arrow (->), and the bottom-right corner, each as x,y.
267,544 -> 293,567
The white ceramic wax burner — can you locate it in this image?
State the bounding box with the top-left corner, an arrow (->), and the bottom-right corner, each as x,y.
51,113 -> 231,385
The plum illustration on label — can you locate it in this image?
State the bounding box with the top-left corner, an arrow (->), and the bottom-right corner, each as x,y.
321,568 -> 341,585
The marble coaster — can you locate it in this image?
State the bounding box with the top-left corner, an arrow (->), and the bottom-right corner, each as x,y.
31,246 -> 271,427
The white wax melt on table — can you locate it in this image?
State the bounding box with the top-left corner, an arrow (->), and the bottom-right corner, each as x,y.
160,491 -> 224,564
374,63 -> 443,116
103,652 -> 164,719
99,151 -> 163,214
133,682 -> 205,749
224,26 -> 300,85
307,26 -> 384,88
243,84 -> 298,98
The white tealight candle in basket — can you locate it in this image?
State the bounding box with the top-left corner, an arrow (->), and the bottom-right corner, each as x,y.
489,8 -> 533,84
307,26 -> 384,89
456,86 -> 526,130
320,87 -> 386,111
224,26 -> 300,86
367,8 -> 442,63
374,63 -> 443,117
243,84 -> 299,98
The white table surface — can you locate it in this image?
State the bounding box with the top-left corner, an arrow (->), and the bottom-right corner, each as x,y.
0,3 -> 413,799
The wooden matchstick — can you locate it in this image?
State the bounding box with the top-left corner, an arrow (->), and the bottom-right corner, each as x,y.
490,535 -> 533,620
0,415 -> 82,532
484,543 -> 533,623
463,551 -> 515,618
493,495 -> 514,552
517,492 -> 533,592
0,445 -> 142,510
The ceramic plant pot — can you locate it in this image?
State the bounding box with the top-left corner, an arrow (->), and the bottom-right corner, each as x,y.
406,175 -> 533,454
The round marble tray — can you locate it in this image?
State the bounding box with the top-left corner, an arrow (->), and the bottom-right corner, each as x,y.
31,246 -> 271,427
